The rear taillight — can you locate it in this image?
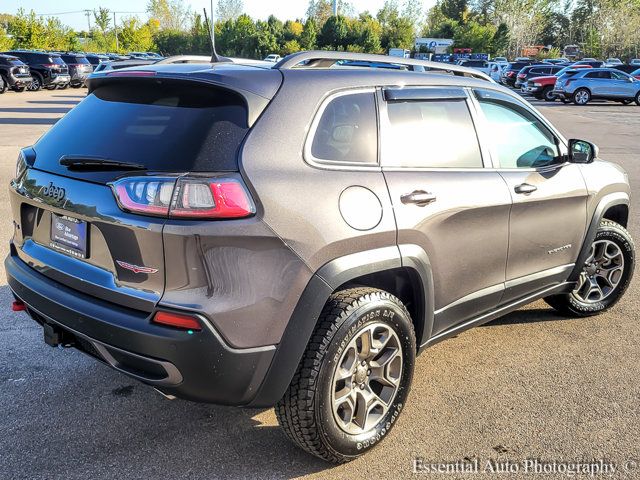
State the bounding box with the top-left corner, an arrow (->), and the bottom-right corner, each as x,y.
507,71 -> 515,77
110,176 -> 256,219
43,63 -> 59,69
152,311 -> 201,331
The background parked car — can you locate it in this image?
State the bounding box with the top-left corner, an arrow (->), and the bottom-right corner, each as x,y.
0,53 -> 33,93
92,59 -> 156,73
59,53 -> 93,88
2,50 -> 70,91
264,54 -> 282,62
611,64 -> 639,74
554,68 -> 640,105
501,61 -> 535,86
515,64 -> 563,88
630,59 -> 640,66
573,59 -> 605,68
605,58 -> 623,67
456,58 -> 491,75
84,53 -> 109,67
524,64 -> 592,101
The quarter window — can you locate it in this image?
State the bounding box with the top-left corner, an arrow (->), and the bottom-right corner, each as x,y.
382,99 -> 483,168
475,90 -> 559,169
310,92 -> 378,165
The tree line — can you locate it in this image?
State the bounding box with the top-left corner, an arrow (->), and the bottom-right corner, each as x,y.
1,0 -> 639,60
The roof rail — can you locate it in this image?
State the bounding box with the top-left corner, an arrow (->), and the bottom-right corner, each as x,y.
274,50 -> 492,82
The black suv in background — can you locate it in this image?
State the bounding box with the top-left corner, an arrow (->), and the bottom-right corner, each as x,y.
0,54 -> 33,93
3,51 -> 70,91
500,60 -> 535,86
60,53 -> 93,88
514,64 -> 564,88
85,53 -> 109,68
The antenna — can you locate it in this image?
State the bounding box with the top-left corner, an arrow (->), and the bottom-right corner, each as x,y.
203,7 -> 229,63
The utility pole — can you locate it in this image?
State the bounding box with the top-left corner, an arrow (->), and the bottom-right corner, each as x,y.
113,12 -> 119,51
333,0 -> 338,16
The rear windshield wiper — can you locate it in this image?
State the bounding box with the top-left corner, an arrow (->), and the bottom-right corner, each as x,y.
60,156 -> 147,171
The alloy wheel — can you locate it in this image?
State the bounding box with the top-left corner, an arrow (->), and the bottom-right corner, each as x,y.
572,239 -> 624,303
331,322 -> 403,435
574,90 -> 590,105
28,78 -> 40,91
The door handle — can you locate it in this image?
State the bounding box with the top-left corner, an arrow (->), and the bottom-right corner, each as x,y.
401,190 -> 437,206
514,183 -> 537,195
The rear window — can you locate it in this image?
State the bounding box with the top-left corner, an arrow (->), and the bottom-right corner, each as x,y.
34,81 -> 249,177
62,55 -> 90,64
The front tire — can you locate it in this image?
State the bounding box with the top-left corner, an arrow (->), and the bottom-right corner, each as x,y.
635,91 -> 640,106
276,288 -> 416,463
546,220 -> 634,317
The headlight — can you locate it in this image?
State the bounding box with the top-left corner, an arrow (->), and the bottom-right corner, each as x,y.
15,150 -> 27,180
533,83 -> 542,87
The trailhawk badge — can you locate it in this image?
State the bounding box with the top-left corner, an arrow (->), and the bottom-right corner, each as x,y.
116,260 -> 158,274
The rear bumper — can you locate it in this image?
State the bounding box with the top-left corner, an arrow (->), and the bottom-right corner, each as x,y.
49,74 -> 71,85
6,250 -> 276,406
7,74 -> 33,87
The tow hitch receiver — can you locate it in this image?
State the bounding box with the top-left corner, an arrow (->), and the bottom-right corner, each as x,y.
43,322 -> 74,348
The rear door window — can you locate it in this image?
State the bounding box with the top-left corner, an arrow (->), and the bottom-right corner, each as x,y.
382,97 -> 483,169
309,92 -> 378,165
33,81 -> 250,181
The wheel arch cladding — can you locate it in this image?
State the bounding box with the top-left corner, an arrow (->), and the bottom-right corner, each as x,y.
248,245 -> 434,407
569,193 -> 629,282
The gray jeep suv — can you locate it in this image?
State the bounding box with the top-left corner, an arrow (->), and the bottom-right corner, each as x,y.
7,51 -> 635,463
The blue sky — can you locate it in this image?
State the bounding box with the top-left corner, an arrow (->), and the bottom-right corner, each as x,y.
3,1 -> 434,31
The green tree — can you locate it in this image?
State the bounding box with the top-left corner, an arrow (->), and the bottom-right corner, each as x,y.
147,0 -> 191,31
318,15 -> 350,49
216,0 -> 244,21
299,18 -> 318,50
440,0 -> 468,22
0,25 -> 13,50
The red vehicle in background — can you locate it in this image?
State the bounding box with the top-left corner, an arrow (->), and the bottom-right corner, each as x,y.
525,64 -> 592,101
632,68 -> 640,80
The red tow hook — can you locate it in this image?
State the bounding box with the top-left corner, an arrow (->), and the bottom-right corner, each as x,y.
12,300 -> 26,312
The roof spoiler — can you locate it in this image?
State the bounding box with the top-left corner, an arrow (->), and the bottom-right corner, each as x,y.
274,51 -> 493,82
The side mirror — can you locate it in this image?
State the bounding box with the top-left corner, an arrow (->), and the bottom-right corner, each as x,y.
568,139 -> 598,164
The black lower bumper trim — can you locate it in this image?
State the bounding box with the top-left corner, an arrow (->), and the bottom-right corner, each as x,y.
6,252 -> 276,405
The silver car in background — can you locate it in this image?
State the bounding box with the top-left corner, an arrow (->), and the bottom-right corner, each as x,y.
553,68 -> 640,105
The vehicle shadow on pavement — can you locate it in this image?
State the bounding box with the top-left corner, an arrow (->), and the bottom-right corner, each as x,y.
0,117 -> 60,125
0,107 -> 73,115
0,286 -> 330,479
26,100 -> 81,106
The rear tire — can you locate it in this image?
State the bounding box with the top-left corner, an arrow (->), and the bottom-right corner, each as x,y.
0,75 -> 7,94
545,221 -> 634,317
542,86 -> 555,102
635,91 -> 640,106
573,88 -> 591,105
276,287 -> 416,463
28,73 -> 43,91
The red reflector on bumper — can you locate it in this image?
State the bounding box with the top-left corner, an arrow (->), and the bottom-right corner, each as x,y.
153,311 -> 202,331
12,300 -> 26,312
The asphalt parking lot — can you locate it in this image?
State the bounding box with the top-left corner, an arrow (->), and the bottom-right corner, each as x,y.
1,89 -> 639,480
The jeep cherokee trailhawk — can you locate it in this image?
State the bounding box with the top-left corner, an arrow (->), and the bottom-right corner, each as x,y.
7,51 -> 635,463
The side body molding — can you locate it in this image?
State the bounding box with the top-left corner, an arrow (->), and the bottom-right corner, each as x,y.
249,244 -> 435,407
569,192 -> 630,282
